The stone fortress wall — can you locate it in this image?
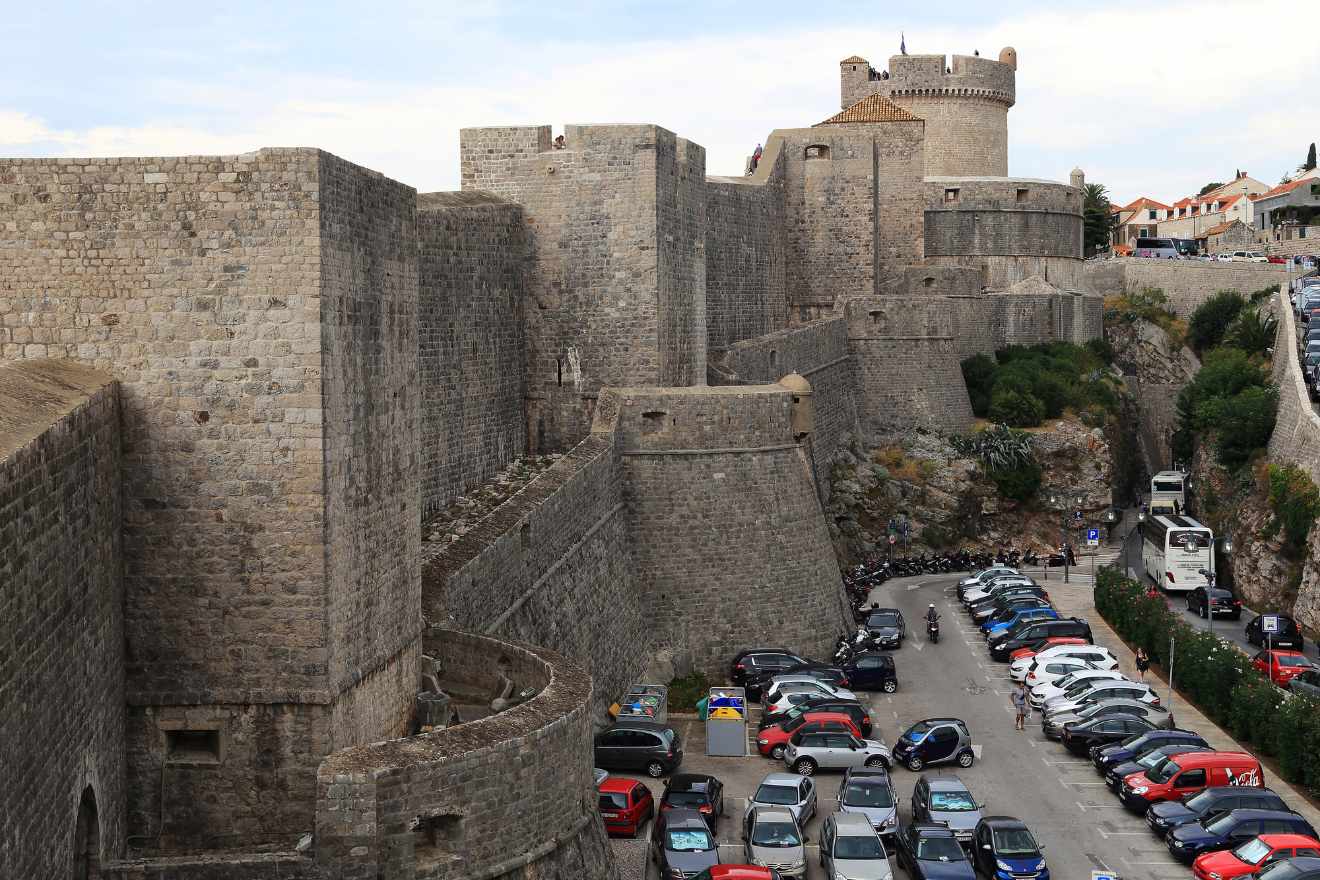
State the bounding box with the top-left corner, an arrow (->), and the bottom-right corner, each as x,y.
0,360 -> 125,880
1085,258 -> 1290,316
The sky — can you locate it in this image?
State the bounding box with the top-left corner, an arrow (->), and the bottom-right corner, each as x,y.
3,0 -> 1317,205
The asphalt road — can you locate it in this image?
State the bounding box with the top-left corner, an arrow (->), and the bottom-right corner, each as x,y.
616,566 -> 1191,880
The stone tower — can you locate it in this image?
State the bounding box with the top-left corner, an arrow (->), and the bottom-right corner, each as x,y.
840,50 -> 1017,177
1071,167 -> 1086,188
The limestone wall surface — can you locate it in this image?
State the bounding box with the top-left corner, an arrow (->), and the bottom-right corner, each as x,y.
315,630 -> 614,880
0,360 -> 125,880
1084,259 -> 1290,316
421,434 -> 646,718
417,192 -> 526,516
600,386 -> 850,674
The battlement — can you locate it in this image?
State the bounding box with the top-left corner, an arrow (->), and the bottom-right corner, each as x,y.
841,51 -> 1016,110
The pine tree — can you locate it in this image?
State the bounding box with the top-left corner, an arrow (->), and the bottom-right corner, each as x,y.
1307,143 -> 1317,172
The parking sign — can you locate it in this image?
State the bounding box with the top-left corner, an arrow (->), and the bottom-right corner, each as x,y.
1264,615 -> 1280,634
1086,528 -> 1100,547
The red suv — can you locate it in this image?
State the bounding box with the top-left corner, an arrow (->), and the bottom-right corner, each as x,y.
756,712 -> 861,760
598,777 -> 654,838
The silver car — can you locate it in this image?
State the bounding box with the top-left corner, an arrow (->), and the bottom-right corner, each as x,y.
1289,669 -> 1320,699
785,731 -> 892,776
1042,680 -> 1159,718
910,773 -> 983,846
763,680 -> 859,715
1042,698 -> 1172,739
743,804 -> 807,879
837,767 -> 899,838
958,566 -> 1019,590
821,811 -> 893,880
750,772 -> 817,826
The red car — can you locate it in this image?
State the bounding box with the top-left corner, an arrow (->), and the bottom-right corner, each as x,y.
755,711 -> 861,759
1008,636 -> 1088,662
1192,832 -> 1320,880
692,867 -> 783,880
1252,649 -> 1317,687
597,777 -> 654,838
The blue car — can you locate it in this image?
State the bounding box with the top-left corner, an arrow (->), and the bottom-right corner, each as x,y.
1165,808 -> 1317,864
982,607 -> 1058,638
895,822 -> 975,879
971,817 -> 1049,880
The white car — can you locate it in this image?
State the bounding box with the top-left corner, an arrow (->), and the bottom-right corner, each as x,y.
763,681 -> 859,716
1017,657 -> 1093,688
961,577 -> 1036,607
1009,645 -> 1118,682
1029,668 -> 1126,710
1043,681 -> 1161,719
1216,253 -> 1234,262
957,566 -> 1018,590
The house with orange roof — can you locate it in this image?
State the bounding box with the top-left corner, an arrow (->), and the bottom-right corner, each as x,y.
1159,172 -> 1263,239
1111,197 -> 1169,248
1253,175 -> 1320,235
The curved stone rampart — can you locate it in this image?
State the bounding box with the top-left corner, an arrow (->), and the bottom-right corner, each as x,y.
314,629 -> 613,880
1267,287 -> 1320,477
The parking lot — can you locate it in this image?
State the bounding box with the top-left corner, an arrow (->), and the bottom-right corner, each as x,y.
610,562 -> 1208,880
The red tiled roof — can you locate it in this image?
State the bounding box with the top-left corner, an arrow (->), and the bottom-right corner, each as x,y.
1123,197 -> 1171,211
1203,221 -> 1236,235
816,94 -> 921,125
1255,177 -> 1313,201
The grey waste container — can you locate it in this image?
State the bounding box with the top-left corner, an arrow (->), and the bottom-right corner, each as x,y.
704,687 -> 747,757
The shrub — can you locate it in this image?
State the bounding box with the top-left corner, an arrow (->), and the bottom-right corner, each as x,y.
1266,464 -> 1320,556
962,342 -> 1120,427
1086,337 -> 1116,365
1197,385 -> 1277,468
666,672 -> 710,712
988,459 -> 1042,502
961,354 -> 997,417
1225,307 -> 1278,357
1175,347 -> 1275,467
1188,291 -> 1246,353
989,388 -> 1045,427
949,424 -> 1035,470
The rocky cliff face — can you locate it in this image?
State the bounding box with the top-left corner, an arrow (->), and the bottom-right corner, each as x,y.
1108,318 -> 1200,385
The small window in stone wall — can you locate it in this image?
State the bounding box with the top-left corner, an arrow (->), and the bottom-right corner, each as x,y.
556,358 -> 563,387
166,729 -> 221,765
805,145 -> 830,160
519,522 -> 530,550
944,188 -> 960,202
413,813 -> 465,866
1016,188 -> 1029,202
641,411 -> 667,435
769,350 -> 778,368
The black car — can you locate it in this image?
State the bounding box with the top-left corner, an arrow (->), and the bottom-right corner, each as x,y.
1246,614 -> 1305,651
730,648 -> 809,687
838,652 -> 898,694
1103,744 -> 1211,791
745,663 -> 847,702
1061,714 -> 1155,755
758,697 -> 872,737
1166,808 -> 1318,864
989,618 -> 1092,661
1092,728 -> 1207,774
970,817 -> 1049,879
964,585 -> 1046,615
1145,785 -> 1292,838
892,718 -> 974,772
1187,586 -> 1242,620
893,822 -> 975,879
659,773 -> 724,829
1254,858 -> 1320,880
593,720 -> 683,778
863,608 -> 906,648
976,599 -> 1051,629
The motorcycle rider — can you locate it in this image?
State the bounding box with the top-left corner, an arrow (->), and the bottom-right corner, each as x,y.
925,603 -> 940,642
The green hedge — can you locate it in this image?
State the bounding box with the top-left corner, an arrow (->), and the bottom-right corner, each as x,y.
1094,567 -> 1320,793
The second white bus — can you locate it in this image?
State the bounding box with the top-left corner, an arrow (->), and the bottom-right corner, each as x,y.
1149,471 -> 1187,515
1143,514 -> 1214,592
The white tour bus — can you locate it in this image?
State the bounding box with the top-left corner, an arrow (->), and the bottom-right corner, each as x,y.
1143,514 -> 1214,592
1149,471 -> 1187,515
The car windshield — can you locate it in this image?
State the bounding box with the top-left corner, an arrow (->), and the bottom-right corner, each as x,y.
835,835 -> 885,859
868,612 -> 900,627
930,791 -> 977,811
1147,758 -> 1181,784
992,828 -> 1039,857
754,784 -> 799,806
1205,812 -> 1241,835
665,791 -> 708,807
918,837 -> 967,861
905,721 -> 935,741
842,781 -> 894,808
752,820 -> 802,847
599,793 -> 628,810
1231,838 -> 1273,865
1183,789 -> 1219,811
1138,750 -> 1171,769
666,829 -> 715,852
1276,655 -> 1313,667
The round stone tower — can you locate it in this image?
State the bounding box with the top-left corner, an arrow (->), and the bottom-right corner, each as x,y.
872,49 -> 1017,177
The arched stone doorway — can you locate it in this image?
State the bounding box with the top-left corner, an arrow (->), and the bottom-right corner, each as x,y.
72,786 -> 100,880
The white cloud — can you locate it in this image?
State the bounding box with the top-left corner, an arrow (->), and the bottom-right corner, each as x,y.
1,0 -> 1316,202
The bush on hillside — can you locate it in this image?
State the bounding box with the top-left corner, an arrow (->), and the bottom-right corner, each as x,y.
1266,464 -> 1320,556
988,459 -> 1042,502
1225,307 -> 1278,357
988,388 -> 1045,427
1105,287 -> 1189,347
949,424 -> 1035,470
1174,347 -> 1275,468
1188,291 -> 1247,354
961,341 -> 1121,427
1196,385 -> 1278,468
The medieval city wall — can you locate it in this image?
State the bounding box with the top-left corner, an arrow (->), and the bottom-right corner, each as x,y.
416,192 -> 526,516
1084,259 -> 1290,316
421,433 -> 647,718
0,360 -> 125,880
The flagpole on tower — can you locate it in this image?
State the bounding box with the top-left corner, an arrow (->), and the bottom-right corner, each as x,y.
900,32 -> 907,55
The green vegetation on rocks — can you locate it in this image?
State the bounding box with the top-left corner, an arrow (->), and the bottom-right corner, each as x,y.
1266,464 -> 1320,557
1173,347 -> 1277,469
961,342 -> 1122,428
1187,291 -> 1246,354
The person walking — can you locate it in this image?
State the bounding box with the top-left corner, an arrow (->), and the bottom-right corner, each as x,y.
1011,683 -> 1028,731
1135,647 -> 1150,681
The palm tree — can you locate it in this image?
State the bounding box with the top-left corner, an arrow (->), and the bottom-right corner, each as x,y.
1083,183 -> 1117,255
1226,308 -> 1278,357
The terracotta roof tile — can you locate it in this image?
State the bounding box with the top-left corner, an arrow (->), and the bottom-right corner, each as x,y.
841,55 -> 868,64
1256,177 -> 1314,200
1204,221 -> 1236,235
1122,196 -> 1171,211
815,94 -> 921,125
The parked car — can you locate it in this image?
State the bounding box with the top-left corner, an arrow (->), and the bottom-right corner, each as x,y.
759,697 -> 872,737
989,618 -> 1093,661
763,680 -> 859,716
1030,668 -> 1127,710
982,606 -> 1059,639
1062,714 -> 1158,755
756,711 -> 861,760
1018,656 -> 1094,689
1194,835 -> 1320,880
837,767 -> 899,838
970,594 -> 1047,625
1187,586 -> 1243,620
1103,744 -> 1212,791
961,577 -> 1037,606
1146,785 -> 1293,838
1119,751 -> 1264,813
1011,644 -> 1116,683
746,664 -> 848,702
970,817 -> 1050,880
819,812 -> 893,880
689,868 -> 784,880
957,567 -> 1020,600
893,822 -> 975,880
1251,858 -> 1320,880
863,608 -> 906,648
743,805 -> 808,879
731,649 -> 810,687
891,718 -> 974,772
749,772 -> 817,826
838,652 -> 899,693
784,730 -> 892,776
597,776 -> 654,838
1007,635 -> 1090,663
1253,649 -> 1317,687
1167,809 -> 1318,864
910,774 -> 984,846
652,808 -> 721,876
1044,697 -> 1171,739
1092,728 -> 1208,774
1041,678 -> 1157,717
594,719 -> 683,778
1289,668 -> 1320,698
660,773 -> 725,828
